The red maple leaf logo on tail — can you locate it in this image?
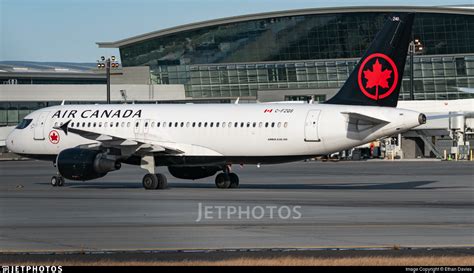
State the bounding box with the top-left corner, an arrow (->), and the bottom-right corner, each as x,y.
363,59 -> 392,100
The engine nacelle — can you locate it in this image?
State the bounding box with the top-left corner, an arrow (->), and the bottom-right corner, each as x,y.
57,148 -> 121,181
168,166 -> 220,180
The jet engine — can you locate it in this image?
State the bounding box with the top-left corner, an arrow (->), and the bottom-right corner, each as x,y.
168,166 -> 220,180
57,148 -> 121,181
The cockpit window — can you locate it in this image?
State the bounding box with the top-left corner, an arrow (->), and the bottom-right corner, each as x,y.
16,119 -> 33,129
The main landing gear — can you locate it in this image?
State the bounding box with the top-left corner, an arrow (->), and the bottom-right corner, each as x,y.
142,173 -> 168,190
141,154 -> 168,190
51,175 -> 65,187
215,165 -> 239,189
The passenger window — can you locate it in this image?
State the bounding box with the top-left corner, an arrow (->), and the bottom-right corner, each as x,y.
87,122 -> 91,127
157,122 -> 160,127
110,122 -> 114,128
99,122 -> 102,127
284,122 -> 288,128
234,122 -> 238,127
216,122 -> 220,128
277,122 -> 281,128
82,122 -> 86,127
240,122 -> 244,127
135,122 -> 139,127
163,122 -> 167,128
246,122 -> 250,128
169,122 -> 172,127
175,122 -> 178,127
126,122 -> 130,127
204,122 -> 208,127
180,122 -> 184,127
253,122 -> 256,128
271,122 -> 275,128
228,122 -> 232,128
93,122 -> 97,127
265,122 -> 269,128
186,122 -> 190,127
210,122 -> 214,128
104,122 -> 107,128
259,122 -> 263,128
70,122 -> 74,127
198,122 -> 202,127
116,122 -> 119,127
145,122 -> 148,127
192,122 -> 196,127
222,122 -> 226,128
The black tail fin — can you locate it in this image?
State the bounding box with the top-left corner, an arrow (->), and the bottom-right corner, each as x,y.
325,13 -> 415,107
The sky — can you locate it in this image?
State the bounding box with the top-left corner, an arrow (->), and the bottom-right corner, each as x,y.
0,0 -> 472,62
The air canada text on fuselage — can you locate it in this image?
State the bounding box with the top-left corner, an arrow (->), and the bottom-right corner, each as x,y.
52,109 -> 142,119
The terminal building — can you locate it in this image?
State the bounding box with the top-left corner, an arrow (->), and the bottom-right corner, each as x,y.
97,6 -> 474,102
1,6 -> 473,158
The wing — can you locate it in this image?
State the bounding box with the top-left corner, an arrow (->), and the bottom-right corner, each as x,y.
55,120 -> 184,156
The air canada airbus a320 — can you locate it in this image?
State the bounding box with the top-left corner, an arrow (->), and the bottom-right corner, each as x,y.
6,13 -> 427,190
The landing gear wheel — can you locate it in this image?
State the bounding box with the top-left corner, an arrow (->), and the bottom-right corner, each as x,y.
57,177 -> 65,187
51,176 -> 59,187
51,176 -> 64,187
229,173 -> 239,188
142,174 -> 158,190
156,173 -> 168,190
215,173 -> 231,189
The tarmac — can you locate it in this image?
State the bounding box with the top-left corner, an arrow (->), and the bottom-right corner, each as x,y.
0,160 -> 473,254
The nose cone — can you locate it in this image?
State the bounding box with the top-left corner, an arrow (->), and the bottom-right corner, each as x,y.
6,130 -> 15,152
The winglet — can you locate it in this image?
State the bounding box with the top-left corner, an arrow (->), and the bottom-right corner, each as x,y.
55,120 -> 71,135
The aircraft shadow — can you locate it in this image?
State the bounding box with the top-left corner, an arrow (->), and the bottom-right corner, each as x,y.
170,180 -> 448,190
36,180 -> 460,190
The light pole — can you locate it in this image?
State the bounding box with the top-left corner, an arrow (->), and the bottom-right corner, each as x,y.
409,38 -> 423,100
97,56 -> 120,104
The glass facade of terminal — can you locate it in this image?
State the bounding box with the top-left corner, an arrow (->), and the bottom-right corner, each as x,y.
119,12 -> 474,101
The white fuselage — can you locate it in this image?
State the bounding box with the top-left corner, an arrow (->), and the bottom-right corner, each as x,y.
6,103 -> 422,165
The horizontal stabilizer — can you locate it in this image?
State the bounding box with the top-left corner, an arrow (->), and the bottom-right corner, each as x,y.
341,112 -> 390,133
341,112 -> 390,125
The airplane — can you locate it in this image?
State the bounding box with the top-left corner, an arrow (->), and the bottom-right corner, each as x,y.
6,13 -> 426,190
